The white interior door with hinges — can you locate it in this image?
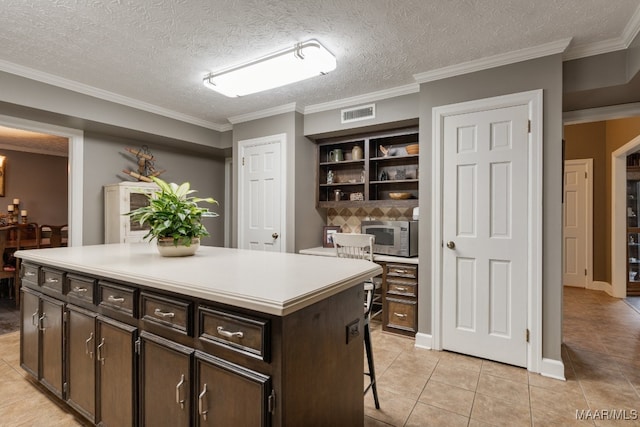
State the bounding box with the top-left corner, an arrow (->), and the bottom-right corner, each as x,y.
441,103 -> 529,367
563,159 -> 591,288
238,135 -> 284,252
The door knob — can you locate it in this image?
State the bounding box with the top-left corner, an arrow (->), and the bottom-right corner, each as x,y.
446,241 -> 455,249
272,233 -> 279,239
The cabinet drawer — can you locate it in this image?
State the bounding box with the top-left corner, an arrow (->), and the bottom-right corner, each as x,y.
41,268 -> 65,294
141,292 -> 191,336
387,279 -> 417,297
386,263 -> 417,280
98,281 -> 136,317
198,306 -> 270,361
67,274 -> 95,304
386,297 -> 417,333
21,263 -> 40,288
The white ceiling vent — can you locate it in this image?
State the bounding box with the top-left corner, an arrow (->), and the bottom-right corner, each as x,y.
341,104 -> 375,124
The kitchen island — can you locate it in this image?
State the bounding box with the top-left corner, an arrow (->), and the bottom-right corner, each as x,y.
17,243 -> 382,426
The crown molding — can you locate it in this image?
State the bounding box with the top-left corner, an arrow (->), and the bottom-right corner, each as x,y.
563,102 -> 640,125
563,38 -> 629,61
227,102 -> 302,124
217,123 -> 233,132
414,38 -> 572,84
0,59 -> 228,132
564,5 -> 640,60
622,4 -> 640,48
304,83 -> 419,115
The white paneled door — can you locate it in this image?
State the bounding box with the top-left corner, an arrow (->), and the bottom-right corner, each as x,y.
239,136 -> 283,251
442,104 -> 529,367
563,160 -> 591,288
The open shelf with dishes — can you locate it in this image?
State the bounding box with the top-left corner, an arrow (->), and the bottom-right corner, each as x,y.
316,127 -> 419,207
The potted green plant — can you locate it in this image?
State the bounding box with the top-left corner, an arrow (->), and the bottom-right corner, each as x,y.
127,176 -> 218,256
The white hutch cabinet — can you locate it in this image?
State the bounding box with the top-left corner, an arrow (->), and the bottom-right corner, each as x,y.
104,182 -> 158,243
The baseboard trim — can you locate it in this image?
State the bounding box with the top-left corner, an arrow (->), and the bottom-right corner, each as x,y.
414,332 -> 432,349
540,357 -> 566,380
586,281 -> 613,296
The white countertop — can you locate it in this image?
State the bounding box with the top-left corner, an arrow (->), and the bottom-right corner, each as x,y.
299,246 -> 419,265
16,243 -> 382,317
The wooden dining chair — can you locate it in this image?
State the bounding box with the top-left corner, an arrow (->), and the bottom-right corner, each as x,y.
11,223 -> 40,307
0,226 -> 18,301
39,224 -> 68,248
332,232 -> 381,409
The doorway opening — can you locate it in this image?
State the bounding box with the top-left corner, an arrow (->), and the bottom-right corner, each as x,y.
0,115 -> 84,246
613,134 -> 640,298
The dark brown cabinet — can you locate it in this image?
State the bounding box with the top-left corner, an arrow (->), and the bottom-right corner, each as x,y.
139,332 -> 193,427
19,259 -> 363,427
19,287 -> 64,398
40,295 -> 65,397
96,317 -> 137,427
20,288 -> 39,378
195,351 -> 271,427
66,305 -> 97,423
381,262 -> 418,336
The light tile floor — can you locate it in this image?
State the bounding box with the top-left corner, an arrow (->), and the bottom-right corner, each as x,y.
365,287 -> 640,426
0,287 -> 638,426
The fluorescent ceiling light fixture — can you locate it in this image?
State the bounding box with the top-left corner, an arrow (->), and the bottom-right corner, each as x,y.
203,39 -> 336,97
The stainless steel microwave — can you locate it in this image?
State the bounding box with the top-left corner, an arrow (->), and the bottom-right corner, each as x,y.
361,220 -> 418,257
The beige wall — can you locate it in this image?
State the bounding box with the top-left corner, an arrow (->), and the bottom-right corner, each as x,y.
0,149 -> 68,226
564,117 -> 640,284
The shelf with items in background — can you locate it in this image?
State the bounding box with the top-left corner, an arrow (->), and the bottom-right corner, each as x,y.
627,159 -> 640,295
316,127 -> 419,208
628,228 -> 640,295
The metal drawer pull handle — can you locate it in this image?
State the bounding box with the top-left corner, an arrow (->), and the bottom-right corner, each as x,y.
198,383 -> 208,420
393,269 -> 408,274
73,286 -> 88,293
216,326 -> 244,339
97,338 -> 105,365
176,374 -> 186,409
395,287 -> 407,292
154,308 -> 175,318
85,332 -> 94,359
107,295 -> 125,303
31,311 -> 39,326
394,313 -> 407,318
25,271 -> 36,277
45,277 -> 59,283
38,313 -> 47,332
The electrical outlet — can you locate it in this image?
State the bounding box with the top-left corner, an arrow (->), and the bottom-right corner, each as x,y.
346,319 -> 360,344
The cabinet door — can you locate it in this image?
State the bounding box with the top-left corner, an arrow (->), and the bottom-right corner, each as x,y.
66,306 -> 97,423
40,295 -> 64,398
96,317 -> 137,427
140,332 -> 193,427
20,288 -> 40,378
195,351 -> 271,427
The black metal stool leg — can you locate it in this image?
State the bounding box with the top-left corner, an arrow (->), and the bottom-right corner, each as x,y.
363,320 -> 380,409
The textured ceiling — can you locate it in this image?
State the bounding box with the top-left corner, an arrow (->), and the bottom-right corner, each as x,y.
0,0 -> 639,132
0,126 -> 68,156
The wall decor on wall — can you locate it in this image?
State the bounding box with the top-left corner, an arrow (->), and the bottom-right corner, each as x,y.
122,146 -> 166,182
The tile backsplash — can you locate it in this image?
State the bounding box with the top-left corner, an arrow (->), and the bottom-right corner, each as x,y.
327,207 -> 415,233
